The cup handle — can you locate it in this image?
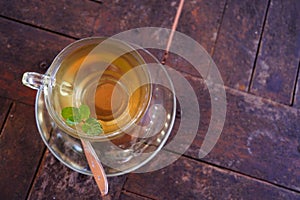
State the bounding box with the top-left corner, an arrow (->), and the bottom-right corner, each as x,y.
22,72 -> 52,90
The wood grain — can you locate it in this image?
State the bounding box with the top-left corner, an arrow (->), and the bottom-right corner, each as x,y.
168,74 -> 300,191
250,0 -> 300,104
0,0 -> 178,39
124,154 -> 300,199
0,0 -> 103,38
0,103 -> 45,200
28,150 -> 127,200
165,0 -> 226,78
0,0 -> 299,199
92,0 -> 177,36
177,0 -> 226,54
212,0 -> 269,91
0,18 -> 73,105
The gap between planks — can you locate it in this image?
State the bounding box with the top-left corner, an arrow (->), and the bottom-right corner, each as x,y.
291,61 -> 300,106
25,146 -> 47,199
165,148 -> 300,194
121,190 -> 157,200
247,0 -> 272,92
0,101 -> 14,136
0,15 -> 79,40
211,0 -> 228,57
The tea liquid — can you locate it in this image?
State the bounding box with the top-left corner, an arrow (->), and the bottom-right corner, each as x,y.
51,40 -> 151,135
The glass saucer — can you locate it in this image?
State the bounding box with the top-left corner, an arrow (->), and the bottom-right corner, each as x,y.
35,64 -> 176,177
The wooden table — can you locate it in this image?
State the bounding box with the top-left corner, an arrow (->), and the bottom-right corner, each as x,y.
1,0 -> 300,199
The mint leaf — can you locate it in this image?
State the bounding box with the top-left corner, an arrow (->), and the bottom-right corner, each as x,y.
66,115 -> 81,125
61,107 -> 81,125
79,104 -> 90,120
62,105 -> 103,136
82,118 -> 103,136
61,107 -> 78,119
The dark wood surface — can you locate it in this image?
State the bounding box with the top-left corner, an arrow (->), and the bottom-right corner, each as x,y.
250,0 -> 300,105
0,0 -> 299,199
213,0 -> 270,91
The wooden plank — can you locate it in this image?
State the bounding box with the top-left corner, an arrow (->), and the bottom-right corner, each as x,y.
94,0 -> 224,78
164,0 -> 226,78
0,0 -> 103,38
120,191 -> 152,200
168,74 -> 300,191
294,69 -> 300,108
0,103 -> 45,200
0,0 -> 178,39
212,0 -> 270,91
92,0 -> 177,36
28,150 -> 127,200
0,97 -> 11,131
92,1 -> 180,75
250,0 -> 300,104
177,0 -> 226,54
124,154 -> 300,199
0,18 -> 73,105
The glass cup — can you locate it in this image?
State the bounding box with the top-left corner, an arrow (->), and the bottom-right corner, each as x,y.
23,37 -> 152,141
22,37 -> 176,176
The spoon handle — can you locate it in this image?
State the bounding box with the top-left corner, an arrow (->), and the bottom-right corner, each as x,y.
81,139 -> 108,196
